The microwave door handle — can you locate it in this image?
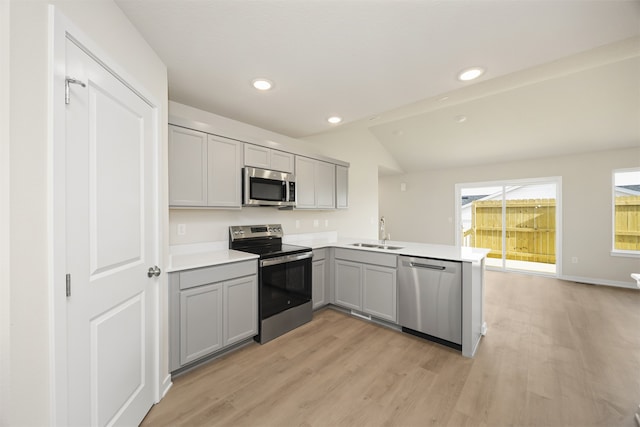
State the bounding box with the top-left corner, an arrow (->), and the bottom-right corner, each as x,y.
284,181 -> 290,203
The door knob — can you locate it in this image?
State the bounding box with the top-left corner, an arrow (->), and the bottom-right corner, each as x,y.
147,266 -> 161,278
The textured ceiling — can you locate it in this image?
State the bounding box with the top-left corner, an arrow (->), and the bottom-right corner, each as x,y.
115,0 -> 640,172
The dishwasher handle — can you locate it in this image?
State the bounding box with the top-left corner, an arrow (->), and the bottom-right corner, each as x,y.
408,262 -> 446,270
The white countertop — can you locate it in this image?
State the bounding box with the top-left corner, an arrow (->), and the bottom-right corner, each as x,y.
167,242 -> 258,272
287,234 -> 489,263
168,236 -> 489,272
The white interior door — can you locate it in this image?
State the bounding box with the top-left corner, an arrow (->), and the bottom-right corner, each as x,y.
65,37 -> 157,426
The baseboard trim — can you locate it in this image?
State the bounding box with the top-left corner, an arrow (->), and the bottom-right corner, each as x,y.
160,374 -> 172,401
560,274 -> 639,290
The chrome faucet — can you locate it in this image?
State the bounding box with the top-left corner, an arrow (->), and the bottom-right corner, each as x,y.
379,216 -> 387,244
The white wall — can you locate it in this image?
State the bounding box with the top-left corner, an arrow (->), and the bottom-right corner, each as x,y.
6,1 -> 167,425
168,104 -> 402,245
0,1 -> 11,425
379,147 -> 640,286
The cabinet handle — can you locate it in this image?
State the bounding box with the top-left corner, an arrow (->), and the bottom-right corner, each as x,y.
409,262 -> 446,270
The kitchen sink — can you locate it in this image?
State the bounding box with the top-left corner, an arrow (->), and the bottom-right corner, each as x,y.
350,243 -> 404,250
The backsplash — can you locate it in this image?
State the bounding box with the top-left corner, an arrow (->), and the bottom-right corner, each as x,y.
169,207 -> 348,245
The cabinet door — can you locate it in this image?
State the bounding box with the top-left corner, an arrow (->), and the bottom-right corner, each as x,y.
295,156 -> 317,208
244,144 -> 270,169
169,125 -> 207,206
312,259 -> 326,309
180,283 -> 223,365
363,265 -> 397,323
316,161 -> 336,209
208,135 -> 242,207
224,275 -> 258,346
334,260 -> 362,310
336,165 -> 349,209
270,150 -> 294,173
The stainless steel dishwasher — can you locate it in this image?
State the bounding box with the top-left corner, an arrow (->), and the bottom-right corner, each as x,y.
398,256 -> 462,349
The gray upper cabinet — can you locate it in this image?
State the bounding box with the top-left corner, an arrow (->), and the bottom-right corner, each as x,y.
295,156 -> 335,209
316,161 -> 336,209
244,144 -> 294,173
336,165 -> 349,209
295,156 -> 316,208
169,124 -> 242,208
168,126 -> 207,206
207,135 -> 242,207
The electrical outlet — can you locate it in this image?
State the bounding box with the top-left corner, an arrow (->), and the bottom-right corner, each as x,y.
313,219 -> 319,228
324,219 -> 329,227
177,224 -> 186,235
571,256 -> 578,264
295,220 -> 300,229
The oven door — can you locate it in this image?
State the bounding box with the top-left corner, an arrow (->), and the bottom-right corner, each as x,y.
259,252 -> 312,320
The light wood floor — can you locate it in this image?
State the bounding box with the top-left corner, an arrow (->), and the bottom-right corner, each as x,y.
142,271 -> 640,426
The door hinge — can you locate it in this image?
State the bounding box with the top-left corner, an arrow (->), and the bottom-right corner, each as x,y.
65,77 -> 86,105
66,273 -> 71,297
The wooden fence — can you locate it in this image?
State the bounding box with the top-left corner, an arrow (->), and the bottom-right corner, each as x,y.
467,199 -> 556,264
464,195 -> 640,263
615,195 -> 640,251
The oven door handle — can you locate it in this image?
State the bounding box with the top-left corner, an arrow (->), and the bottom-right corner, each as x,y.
260,251 -> 313,267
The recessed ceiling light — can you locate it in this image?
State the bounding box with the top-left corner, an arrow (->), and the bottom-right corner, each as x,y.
252,78 -> 274,91
457,67 -> 485,82
454,115 -> 468,123
327,116 -> 342,124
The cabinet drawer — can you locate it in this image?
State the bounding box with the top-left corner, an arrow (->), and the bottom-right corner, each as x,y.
334,248 -> 397,268
179,260 -> 257,290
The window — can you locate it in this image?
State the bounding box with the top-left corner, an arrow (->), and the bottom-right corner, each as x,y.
612,168 -> 640,256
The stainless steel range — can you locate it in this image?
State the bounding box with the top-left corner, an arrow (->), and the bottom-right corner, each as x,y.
229,224 -> 313,344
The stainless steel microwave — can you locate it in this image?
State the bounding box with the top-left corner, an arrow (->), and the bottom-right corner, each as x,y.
243,166 -> 296,207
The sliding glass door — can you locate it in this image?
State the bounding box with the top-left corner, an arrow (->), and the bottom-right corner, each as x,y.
457,178 -> 560,275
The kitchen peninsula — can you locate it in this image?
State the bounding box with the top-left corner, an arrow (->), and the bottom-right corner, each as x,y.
167,234 -> 489,374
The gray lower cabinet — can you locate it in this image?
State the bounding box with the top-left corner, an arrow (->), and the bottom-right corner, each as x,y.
180,282 -> 223,364
362,264 -> 397,322
312,249 -> 330,309
170,260 -> 258,372
334,259 -> 362,310
333,248 -> 397,323
224,276 -> 258,345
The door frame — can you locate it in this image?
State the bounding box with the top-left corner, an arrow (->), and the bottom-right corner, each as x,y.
455,176 -> 563,277
49,7 -> 164,425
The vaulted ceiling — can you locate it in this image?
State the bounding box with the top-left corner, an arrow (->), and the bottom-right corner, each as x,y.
116,0 -> 640,172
